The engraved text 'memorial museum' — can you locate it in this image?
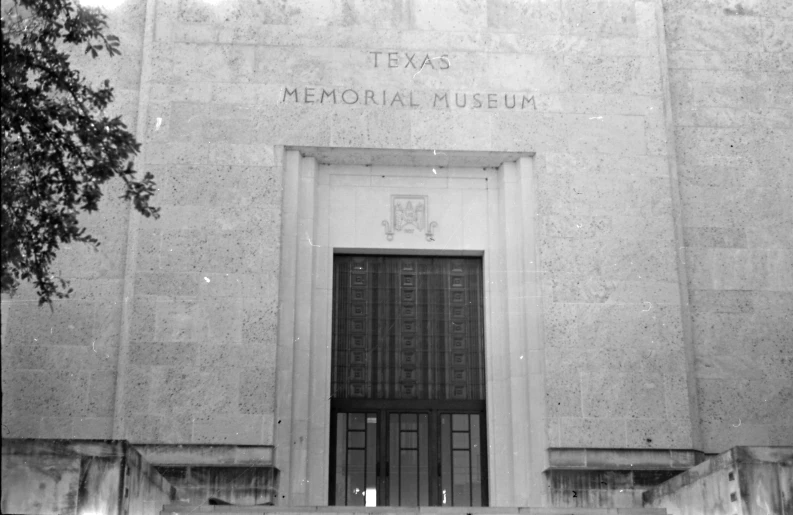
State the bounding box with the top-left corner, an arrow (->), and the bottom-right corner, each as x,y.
282,88 -> 536,110
280,49 -> 537,110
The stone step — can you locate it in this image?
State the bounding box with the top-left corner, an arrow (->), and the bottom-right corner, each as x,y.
161,506 -> 667,515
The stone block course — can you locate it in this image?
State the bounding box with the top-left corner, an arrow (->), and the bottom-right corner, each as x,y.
7,370 -> 89,418
666,12 -> 764,52
689,289 -> 754,313
149,82 -> 212,103
331,108 -> 412,148
72,417 -> 115,439
561,0 -> 638,36
134,272 -> 199,297
487,0 -> 564,34
581,371 -> 667,419
668,50 -> 788,72
494,113 -> 648,154
4,344 -> 113,372
413,0 -> 488,31
129,341 -> 198,367
630,418 -> 693,448
192,413 -> 270,444
150,366 -> 239,416
411,109 -> 493,150
663,375 -> 692,422
557,417 -> 628,447
6,301 -> 97,347
239,364 -> 277,415
562,55 -> 661,96
534,93 -> 661,115
38,416 -> 78,439
85,370 -> 117,417
123,365 -> 152,415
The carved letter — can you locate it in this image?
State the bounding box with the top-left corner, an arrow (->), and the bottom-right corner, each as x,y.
304,87 -> 315,104
365,90 -> 377,105
521,95 -> 536,109
434,93 -> 449,108
505,94 -> 516,109
404,53 -> 418,69
388,52 -> 399,68
283,87 -> 298,102
370,51 -> 382,67
455,93 -> 467,108
342,89 -> 359,104
409,91 -> 419,107
487,93 -> 497,108
421,54 -> 436,69
440,54 -> 450,70
473,93 -> 482,108
391,92 -> 406,107
320,89 -> 337,104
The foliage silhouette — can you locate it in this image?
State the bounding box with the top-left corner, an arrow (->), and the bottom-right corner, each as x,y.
1,0 -> 158,304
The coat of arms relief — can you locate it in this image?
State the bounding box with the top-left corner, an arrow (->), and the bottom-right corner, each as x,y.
382,195 -> 438,242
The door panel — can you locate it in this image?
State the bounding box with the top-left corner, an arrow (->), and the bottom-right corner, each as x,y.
330,256 -> 487,506
440,413 -> 484,506
331,408 -> 487,507
333,412 -> 378,506
388,412 -> 429,506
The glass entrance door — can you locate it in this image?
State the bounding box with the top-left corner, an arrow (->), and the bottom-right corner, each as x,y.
329,255 -> 488,506
330,406 -> 487,506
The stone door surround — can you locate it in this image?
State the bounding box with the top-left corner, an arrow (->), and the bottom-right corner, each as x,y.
274,147 -> 546,507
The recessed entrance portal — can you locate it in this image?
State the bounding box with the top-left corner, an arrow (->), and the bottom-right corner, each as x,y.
276,151 -> 545,506
329,256 -> 488,506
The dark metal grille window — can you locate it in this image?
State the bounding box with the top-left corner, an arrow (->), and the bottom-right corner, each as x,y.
331,256 -> 486,401
330,256 -> 487,507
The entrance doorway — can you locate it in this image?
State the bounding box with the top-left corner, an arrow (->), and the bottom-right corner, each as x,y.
329,256 -> 488,506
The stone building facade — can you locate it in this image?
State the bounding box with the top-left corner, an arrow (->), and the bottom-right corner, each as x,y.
1,0 -> 791,509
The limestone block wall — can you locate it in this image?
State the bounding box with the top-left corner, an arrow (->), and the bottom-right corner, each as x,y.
663,0 -> 793,451
10,0 -> 782,457
137,0 -> 696,450
123,163 -> 281,445
0,1 -> 146,440
121,0 -> 282,444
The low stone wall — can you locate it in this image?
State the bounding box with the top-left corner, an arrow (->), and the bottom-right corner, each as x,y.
1,439 -> 175,515
643,446 -> 793,515
159,466 -> 278,505
545,448 -> 702,508
136,444 -> 278,505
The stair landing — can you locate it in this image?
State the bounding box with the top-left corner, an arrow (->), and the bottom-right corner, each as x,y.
161,506 -> 667,515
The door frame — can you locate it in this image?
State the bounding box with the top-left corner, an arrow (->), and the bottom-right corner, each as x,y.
329,399 -> 488,507
274,148 -> 547,506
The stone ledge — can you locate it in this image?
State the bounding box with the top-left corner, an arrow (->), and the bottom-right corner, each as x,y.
136,443 -> 275,467
547,448 -> 705,470
286,146 -> 534,167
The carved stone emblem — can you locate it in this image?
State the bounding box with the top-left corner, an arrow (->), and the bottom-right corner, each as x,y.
382,195 -> 438,242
